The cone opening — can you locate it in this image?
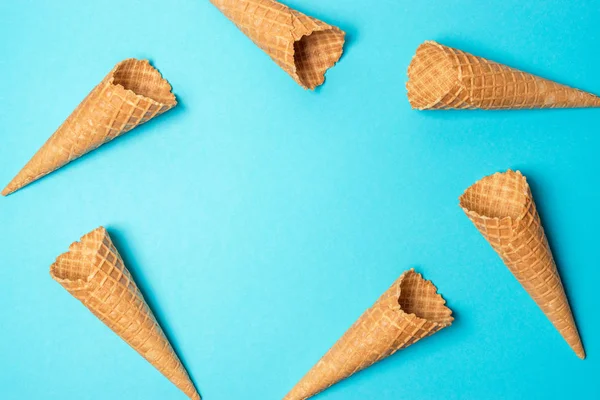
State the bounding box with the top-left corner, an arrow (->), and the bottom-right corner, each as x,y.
407,41 -> 458,109
112,59 -> 176,105
293,29 -> 345,89
397,270 -> 453,325
460,170 -> 528,220
50,227 -> 106,284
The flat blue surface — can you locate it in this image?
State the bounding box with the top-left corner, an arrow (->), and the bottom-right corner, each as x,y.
1,0 -> 599,399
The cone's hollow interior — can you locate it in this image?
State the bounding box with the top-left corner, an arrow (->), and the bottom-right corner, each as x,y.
112,60 -> 175,104
397,272 -> 452,324
408,43 -> 458,107
293,30 -> 343,88
460,172 -> 528,220
50,235 -> 99,282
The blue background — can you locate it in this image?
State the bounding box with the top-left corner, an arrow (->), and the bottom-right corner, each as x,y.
1,0 -> 599,399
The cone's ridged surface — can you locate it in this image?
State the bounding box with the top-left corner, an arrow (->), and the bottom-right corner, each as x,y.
284,269 -> 453,400
2,59 -> 176,196
210,0 -> 345,89
407,41 -> 600,110
460,170 -> 584,359
50,227 -> 200,399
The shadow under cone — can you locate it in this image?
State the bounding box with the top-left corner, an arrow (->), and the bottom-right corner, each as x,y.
50,227 -> 200,399
407,41 -> 600,110
3,59 -> 176,196
284,269 -> 453,400
460,170 -> 584,358
209,0 -> 345,89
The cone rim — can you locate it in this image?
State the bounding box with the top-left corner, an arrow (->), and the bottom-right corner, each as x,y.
108,58 -> 177,107
49,226 -> 108,288
292,26 -> 345,90
459,169 -> 530,224
392,269 -> 454,327
406,40 -> 460,110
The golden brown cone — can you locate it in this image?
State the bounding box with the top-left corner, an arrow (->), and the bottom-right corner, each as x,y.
407,41 -> 600,110
284,269 -> 453,400
2,59 -> 176,196
50,227 -> 200,399
460,170 -> 584,359
209,0 -> 345,89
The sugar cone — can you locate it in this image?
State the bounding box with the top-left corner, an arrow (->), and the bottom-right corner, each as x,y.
460,170 -> 584,358
50,227 -> 200,399
407,41 -> 600,110
2,59 -> 176,196
284,269 -> 453,400
209,0 -> 345,89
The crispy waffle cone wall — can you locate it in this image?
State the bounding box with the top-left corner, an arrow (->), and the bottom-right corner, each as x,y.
284,269 -> 453,400
2,59 -> 176,196
210,0 -> 345,89
407,41 -> 600,110
460,170 -> 584,358
50,227 -> 200,399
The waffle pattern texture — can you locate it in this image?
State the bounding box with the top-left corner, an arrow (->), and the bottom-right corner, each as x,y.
50,227 -> 200,399
210,0 -> 345,89
407,41 -> 600,110
460,170 -> 584,359
284,269 -> 453,400
2,59 -> 176,196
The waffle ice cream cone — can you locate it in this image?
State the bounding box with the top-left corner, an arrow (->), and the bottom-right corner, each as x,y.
50,227 -> 200,399
284,269 -> 453,400
210,0 -> 345,89
460,170 -> 584,358
2,59 -> 176,196
407,41 -> 600,110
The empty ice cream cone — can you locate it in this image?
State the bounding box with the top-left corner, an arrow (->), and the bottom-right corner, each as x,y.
407,41 -> 600,110
284,269 -> 453,400
3,58 -> 176,196
210,0 -> 345,89
460,170 -> 584,358
50,227 -> 200,399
